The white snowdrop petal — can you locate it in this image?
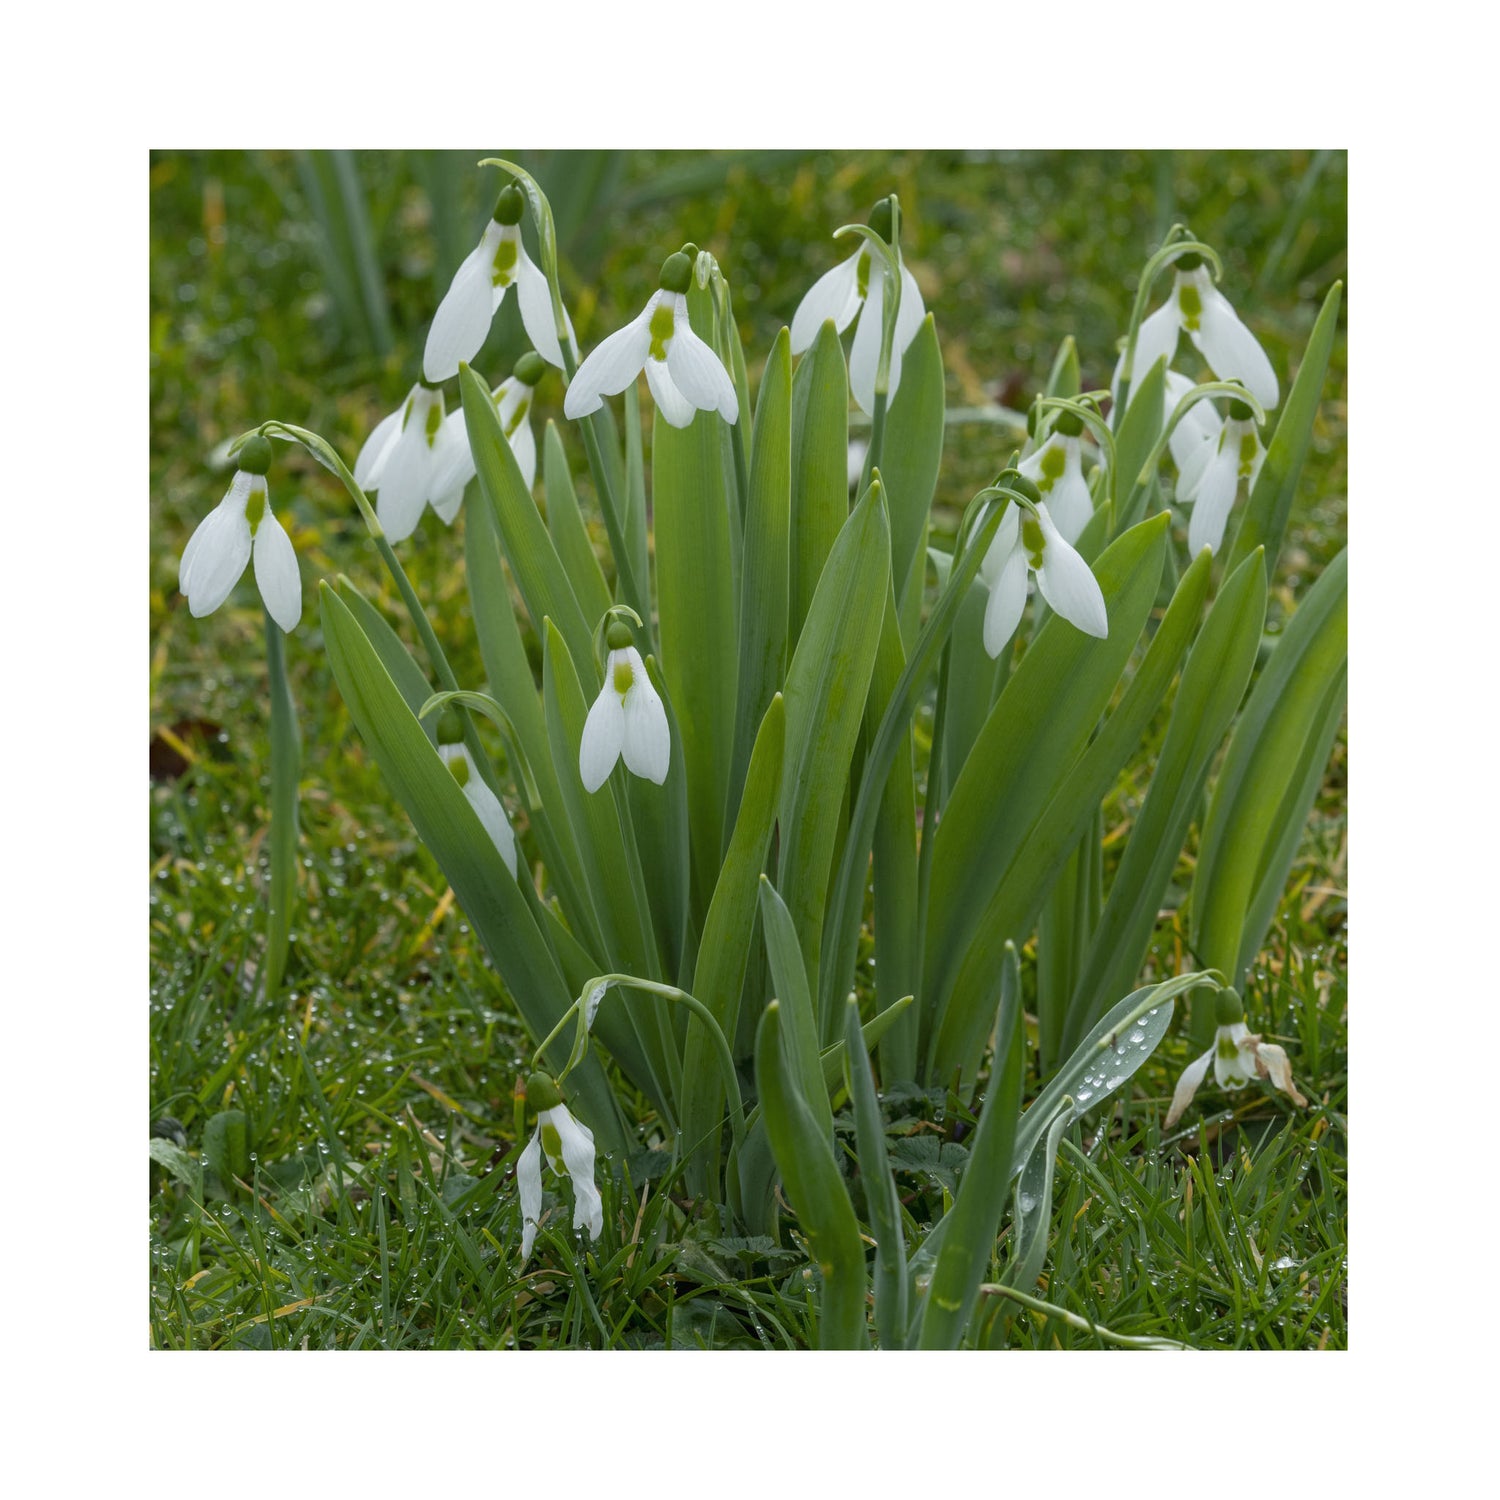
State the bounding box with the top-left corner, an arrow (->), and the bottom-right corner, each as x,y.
645,357 -> 697,429
1253,1043 -> 1308,1107
180,472 -> 251,592
375,425 -> 434,544
510,414 -> 537,490
423,241 -> 495,382
978,502 -> 1019,588
463,774 -> 518,878
426,410 -> 475,501
354,404 -> 405,489
564,296 -> 658,418
515,245 -> 567,368
895,262 -> 926,354
252,508 -> 302,632
982,537 -> 1029,659
182,500 -> 253,617
1035,506 -> 1108,638
1125,300 -> 1181,396
848,267 -> 885,417
620,661 -> 670,785
546,1107 -> 603,1241
1048,450 -> 1095,545
517,1132 -> 543,1261
666,313 -> 738,423
1164,1048 -> 1214,1129
580,683 -> 626,792
789,253 -> 863,353
1186,442 -> 1240,556
1191,284 -> 1279,410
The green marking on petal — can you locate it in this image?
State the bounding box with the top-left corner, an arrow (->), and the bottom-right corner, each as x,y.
448,753 -> 471,789
540,1121 -> 564,1164
1238,432 -> 1258,476
1039,446 -> 1066,489
492,236 -> 517,287
1177,281 -> 1202,330
504,395 -> 529,439
1021,515 -> 1046,568
425,400 -> 443,446
613,658 -> 635,698
648,302 -> 675,361
244,482 -> 266,535
855,249 -> 870,302
1216,1033 -> 1240,1062
401,394 -> 415,430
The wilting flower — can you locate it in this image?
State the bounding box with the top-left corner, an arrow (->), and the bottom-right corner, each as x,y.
517,1074 -> 603,1261
580,635 -> 670,792
1118,254 -> 1278,411
563,248 -> 738,429
423,185 -> 574,381
426,354 -> 545,514
790,234 -> 925,416
979,489 -> 1108,658
179,435 -> 300,632
1017,413 -> 1094,544
1177,401 -> 1266,555
438,741 -> 518,878
1164,1003 -> 1308,1129
354,385 -> 465,543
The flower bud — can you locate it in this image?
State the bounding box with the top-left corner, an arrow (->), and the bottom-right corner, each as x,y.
1227,399 -> 1255,423
605,620 -> 635,650
493,184 -> 525,226
1054,410 -> 1085,438
1214,987 -> 1246,1027
514,351 -> 546,387
1174,251 -> 1204,272
658,251 -> 694,294
236,433 -> 273,476
525,1071 -> 563,1113
436,706 -> 465,745
1007,474 -> 1043,506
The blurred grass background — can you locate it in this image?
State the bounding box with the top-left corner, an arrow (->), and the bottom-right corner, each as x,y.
149,150 -> 1346,1349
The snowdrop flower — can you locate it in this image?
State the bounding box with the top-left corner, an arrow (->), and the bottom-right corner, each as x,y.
423,185 -> 574,381
436,726 -> 518,878
978,480 -> 1108,658
1164,370 -> 1224,477
1118,253 -> 1278,411
517,1072 -> 603,1262
579,623 -> 670,792
1164,991 -> 1308,1129
425,353 -> 545,517
354,384 -> 465,543
179,434 -> 301,632
563,248 -> 738,430
790,198 -> 925,416
1178,400 -> 1266,556
1018,411 -> 1094,544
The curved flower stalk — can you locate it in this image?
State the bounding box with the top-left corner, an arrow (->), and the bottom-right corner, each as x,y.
354,384 -> 465,543
580,623 -> 670,791
423,184 -> 576,381
791,207 -> 925,416
1176,400 -> 1266,555
517,1072 -> 603,1261
179,434 -> 301,632
1118,254 -> 1279,411
427,353 -> 544,507
1165,370 -> 1224,475
978,480 -> 1108,658
436,728 -> 518,878
1164,990 -> 1307,1128
1017,411 -> 1094,544
563,247 -> 738,429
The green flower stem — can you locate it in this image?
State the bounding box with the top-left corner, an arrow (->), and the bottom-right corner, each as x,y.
860,389 -> 888,494
976,1282 -> 1190,1350
263,608 -> 300,1003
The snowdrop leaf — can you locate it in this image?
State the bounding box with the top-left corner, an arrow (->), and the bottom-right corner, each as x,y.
1045,335 -> 1081,400
333,575 -> 437,743
1113,354 -> 1168,533
754,1000 -> 868,1349
789,319 -> 850,649
1003,1095 -> 1074,1300
319,583 -> 625,1150
759,876 -> 832,1145
542,421 -> 611,627
1061,547 -> 1267,1051
1224,282 -> 1343,578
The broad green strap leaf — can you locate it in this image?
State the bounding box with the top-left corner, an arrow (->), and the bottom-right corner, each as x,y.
334,574 -> 437,742
1225,282 -> 1343,578
916,944 -> 1024,1349
844,994 -> 907,1348
1113,354 -> 1168,535
461,365 -> 595,679
936,584 -> 1008,809
653,402 -> 738,925
754,1001 -> 868,1349
880,313 -> 944,637
1192,549 -> 1347,1030
1046,335 -> 1081,399
924,514 -> 1170,1086
1035,823 -> 1099,1073
542,420 -> 612,626
729,327 -> 791,826
778,480 -> 890,1016
788,319 -> 849,649
1061,547 -> 1268,1053
1003,1095 -> 1073,1297
758,877 -> 832,1145
318,582 -> 625,1150
682,694 -> 785,1197
928,543 -> 1211,1082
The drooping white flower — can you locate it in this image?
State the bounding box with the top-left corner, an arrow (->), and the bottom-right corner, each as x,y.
1116,255 -> 1278,411
563,249 -> 738,430
1164,370 -> 1225,479
978,493 -> 1108,658
579,640 -> 670,792
1017,415 -> 1094,545
423,185 -> 576,382
179,436 -> 300,632
1164,1017 -> 1308,1129
426,355 -> 544,518
517,1080 -> 604,1262
354,385 -> 466,543
1178,403 -> 1266,556
790,240 -> 926,416
438,742 -> 518,878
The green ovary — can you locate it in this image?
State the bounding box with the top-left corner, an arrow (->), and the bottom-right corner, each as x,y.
648,303 -> 675,361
